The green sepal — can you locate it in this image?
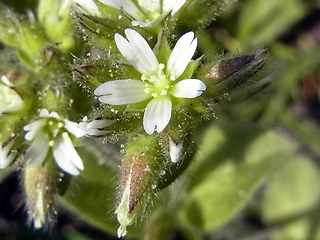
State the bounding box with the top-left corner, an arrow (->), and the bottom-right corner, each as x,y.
73,57 -> 126,90
176,58 -> 201,81
199,49 -> 268,104
153,29 -> 172,65
73,11 -> 129,52
115,134 -> 165,237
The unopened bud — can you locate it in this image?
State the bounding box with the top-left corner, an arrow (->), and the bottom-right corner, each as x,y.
206,49 -> 267,82
24,162 -> 59,229
115,135 -> 162,237
206,55 -> 256,81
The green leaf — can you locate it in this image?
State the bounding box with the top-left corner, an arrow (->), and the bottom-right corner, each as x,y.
237,0 -> 307,48
272,218 -> 320,240
262,157 -> 320,223
179,123 -> 296,232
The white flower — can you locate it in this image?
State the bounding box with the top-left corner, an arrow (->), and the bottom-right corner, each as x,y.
94,29 -> 206,134
24,109 -> 85,176
0,140 -> 17,169
73,0 -> 101,16
0,75 -> 23,114
99,0 -> 186,27
79,116 -> 112,136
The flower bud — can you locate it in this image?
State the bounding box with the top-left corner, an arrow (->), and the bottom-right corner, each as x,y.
0,8 -> 49,69
115,134 -> 163,237
38,0 -> 75,52
201,49 -> 268,103
24,161 -> 59,229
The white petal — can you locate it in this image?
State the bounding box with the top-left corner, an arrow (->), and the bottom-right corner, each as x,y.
115,29 -> 159,75
79,119 -> 111,136
24,119 -> 46,141
172,79 -> 206,98
49,111 -> 60,119
64,120 -> 85,138
138,0 -> 160,12
163,0 -> 186,14
99,0 -> 144,20
94,80 -> 150,105
131,20 -> 155,27
74,0 -> 101,16
53,133 -> 83,176
25,133 -> 50,167
167,31 -> 197,79
1,75 -> 12,86
143,97 -> 172,134
87,119 -> 112,129
39,108 -> 50,117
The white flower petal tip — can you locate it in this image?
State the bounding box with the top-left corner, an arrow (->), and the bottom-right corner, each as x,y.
115,29 -> 159,75
94,80 -> 150,105
169,137 -> 183,163
79,118 -> 112,136
64,120 -> 85,138
167,32 -> 198,78
173,79 -> 206,98
99,0 -> 143,20
143,97 -> 172,135
73,0 -> 101,16
163,0 -> 187,14
53,134 -> 83,176
1,75 -> 12,86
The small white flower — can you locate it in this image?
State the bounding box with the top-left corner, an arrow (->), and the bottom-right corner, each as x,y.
79,117 -> 112,136
0,75 -> 23,114
24,109 -> 85,176
94,29 -> 206,134
73,0 -> 101,16
0,140 -> 17,169
99,0 -> 186,27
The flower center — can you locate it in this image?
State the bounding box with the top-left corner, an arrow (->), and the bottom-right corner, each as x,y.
142,64 -> 172,98
45,118 -> 64,138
